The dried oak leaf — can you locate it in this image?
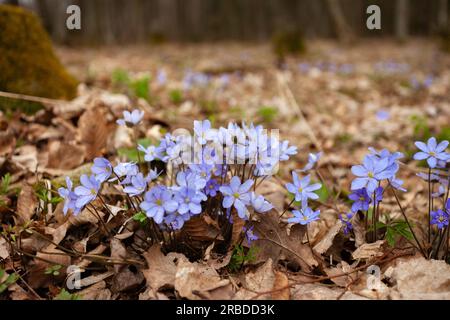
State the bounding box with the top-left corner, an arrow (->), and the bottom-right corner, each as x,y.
253,210 -> 317,271
142,245 -> 186,291
77,280 -> 112,300
175,256 -> 230,300
234,258 -> 275,300
77,108 -> 109,161
0,130 -> 15,156
182,215 -> 224,242
28,246 -> 71,289
46,141 -> 85,170
272,271 -> 290,300
352,240 -> 386,260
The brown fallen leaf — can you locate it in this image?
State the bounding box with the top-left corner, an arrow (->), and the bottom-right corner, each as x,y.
110,238 -> 128,273
0,129 -> 15,156
253,210 -> 317,271
16,184 -> 38,223
111,267 -> 144,293
142,245 -> 186,291
46,141 -> 86,170
77,108 -> 110,161
234,259 -> 275,300
175,256 -> 230,300
272,271 -> 290,300
182,215 -> 224,242
324,261 -> 357,287
313,220 -> 343,255
352,240 -> 386,260
0,237 -> 10,259
28,247 -> 71,289
77,280 -> 112,300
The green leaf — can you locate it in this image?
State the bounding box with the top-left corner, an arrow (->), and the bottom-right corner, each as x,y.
133,211 -> 147,224
54,288 -> 81,300
0,173 -> 10,194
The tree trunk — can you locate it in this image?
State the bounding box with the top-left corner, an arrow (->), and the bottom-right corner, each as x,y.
438,0 -> 448,31
325,0 -> 355,43
395,0 -> 409,40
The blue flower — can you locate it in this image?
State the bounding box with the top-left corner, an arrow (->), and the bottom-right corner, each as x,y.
58,177 -> 81,215
243,225 -> 258,245
174,186 -> 205,216
348,188 -> 370,212
113,162 -> 138,181
250,192 -> 273,213
351,155 -> 393,193
116,109 -> 144,126
140,186 -> 178,224
285,173 -> 321,205
138,144 -> 157,162
164,212 -> 191,230
194,120 -> 216,145
339,212 -> 355,235
414,137 -> 450,168
300,152 -> 322,172
123,173 -> 148,197
220,176 -> 253,220
374,186 -> 383,203
431,209 -> 449,230
74,174 -> 101,208
205,179 -> 220,197
189,163 -> 213,181
287,207 -> 320,225
279,140 -> 297,161
91,157 -> 112,182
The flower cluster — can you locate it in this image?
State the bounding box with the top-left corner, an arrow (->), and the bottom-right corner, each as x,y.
59,113 -> 300,247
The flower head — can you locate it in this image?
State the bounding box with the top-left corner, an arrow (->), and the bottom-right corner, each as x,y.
116,109 -> 144,127
431,209 -> 449,230
138,144 -> 157,162
91,157 -> 112,182
123,173 -> 148,197
287,207 -> 320,225
300,152 -> 322,172
74,174 -> 101,209
205,179 -> 220,197
58,177 -> 81,215
174,186 -> 205,216
414,137 -> 450,168
348,188 -> 370,212
351,155 -> 394,193
243,225 -> 258,245
140,186 -> 178,224
219,176 -> 253,220
285,173 -> 321,206
339,212 -> 355,235
250,192 -> 273,213
194,120 -> 216,145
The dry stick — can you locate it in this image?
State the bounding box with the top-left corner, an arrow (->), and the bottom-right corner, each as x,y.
11,265 -> 43,300
249,248 -> 413,300
0,90 -> 64,106
389,183 -> 427,258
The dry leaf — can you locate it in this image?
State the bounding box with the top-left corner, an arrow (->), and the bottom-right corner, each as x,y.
313,220 -> 343,255
175,257 -> 230,300
28,247 -> 71,289
234,259 -> 275,300
0,237 -> 9,259
46,141 -> 85,170
16,184 -> 38,223
272,271 -> 290,300
352,240 -> 385,260
78,108 -> 109,160
182,215 -> 224,242
77,281 -> 112,300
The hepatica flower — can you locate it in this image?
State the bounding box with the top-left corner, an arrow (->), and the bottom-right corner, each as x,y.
205,179 -> 220,197
250,192 -> 273,213
91,157 -> 112,182
138,144 -> 157,162
288,207 -> 320,225
348,188 -> 370,212
243,225 -> 258,245
339,212 -> 355,235
116,109 -> 144,127
140,186 -> 178,224
74,174 -> 101,208
414,137 -> 450,168
431,209 -> 449,230
58,177 -> 81,215
123,173 -> 148,197
300,152 -> 322,172
194,120 -> 216,145
174,186 -> 205,216
220,176 -> 253,220
285,173 -> 321,205
351,155 -> 393,193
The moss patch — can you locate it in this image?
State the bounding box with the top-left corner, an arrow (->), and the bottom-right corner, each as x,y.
0,5 -> 78,112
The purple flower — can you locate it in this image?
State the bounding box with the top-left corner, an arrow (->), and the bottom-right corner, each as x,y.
446,199 -> 450,213
390,176 -> 407,192
116,109 -> 144,126
348,188 -> 370,212
113,162 -> 138,180
220,176 -> 253,220
138,144 -> 157,162
205,179 -> 220,197
74,174 -> 101,208
279,140 -> 297,161
189,163 -> 213,181
285,173 -> 321,205
243,225 -> 258,245
91,157 -> 112,182
414,137 -> 450,168
287,207 -> 320,225
431,209 -> 449,230
374,186 -> 383,203
140,186 -> 178,224
376,110 -> 390,121
174,187 -> 205,216
58,177 -> 81,215
250,192 -> 273,213
339,212 -> 355,235
300,152 -> 322,172
194,120 -> 216,145
164,212 -> 191,230
351,155 -> 393,193
123,173 -> 148,197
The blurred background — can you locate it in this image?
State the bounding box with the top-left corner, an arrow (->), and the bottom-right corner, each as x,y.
1,0 -> 449,44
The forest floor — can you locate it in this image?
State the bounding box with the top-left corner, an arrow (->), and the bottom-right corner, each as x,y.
1,39 -> 450,300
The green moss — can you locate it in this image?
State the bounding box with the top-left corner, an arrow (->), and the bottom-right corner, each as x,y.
0,5 -> 78,112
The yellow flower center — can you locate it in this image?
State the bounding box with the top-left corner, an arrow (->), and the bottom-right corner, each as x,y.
368,172 -> 374,178
90,188 -> 97,195
298,187 -> 303,193
429,151 -> 436,157
233,192 -> 240,199
185,197 -> 190,203
156,199 -> 162,206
